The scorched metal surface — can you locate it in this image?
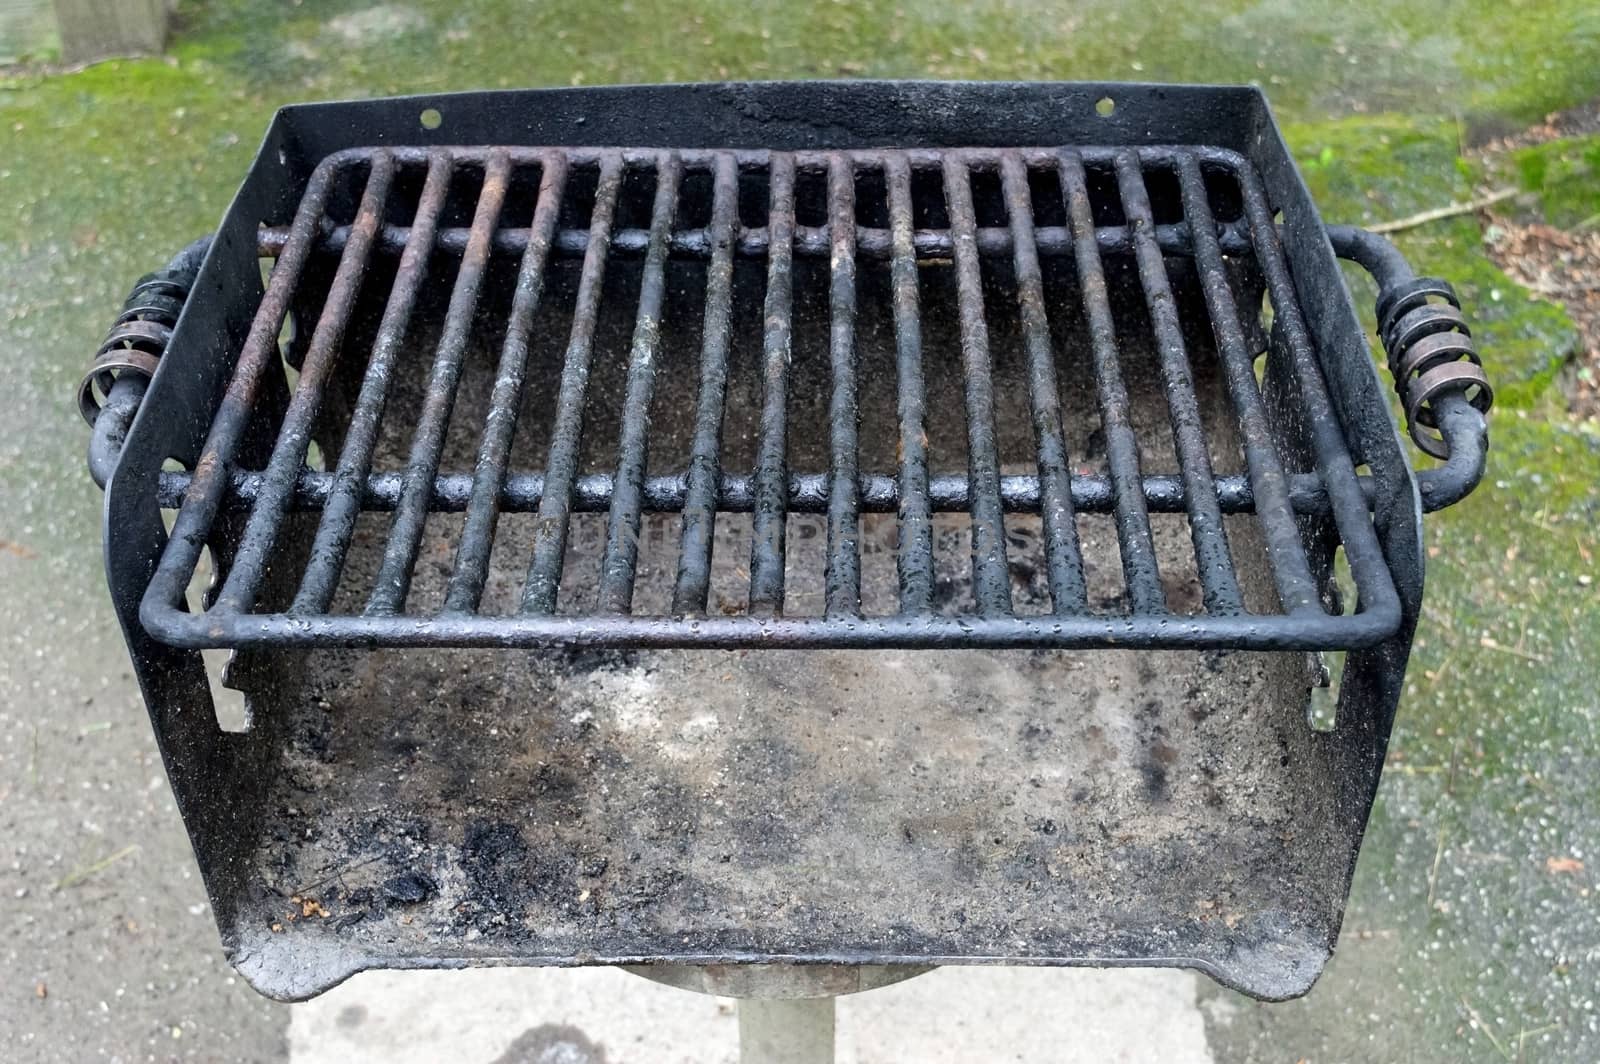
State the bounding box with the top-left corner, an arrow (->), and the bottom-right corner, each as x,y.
83,82 -> 1491,1002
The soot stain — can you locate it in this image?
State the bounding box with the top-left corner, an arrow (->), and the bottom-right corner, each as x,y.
462,819 -> 531,922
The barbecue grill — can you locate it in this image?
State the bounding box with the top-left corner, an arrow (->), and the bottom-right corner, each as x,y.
81,83 -> 1490,1013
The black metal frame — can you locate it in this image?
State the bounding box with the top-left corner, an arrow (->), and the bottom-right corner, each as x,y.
88,82 -> 1491,1002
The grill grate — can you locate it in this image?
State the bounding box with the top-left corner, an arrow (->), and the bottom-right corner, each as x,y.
141,144 -> 1401,650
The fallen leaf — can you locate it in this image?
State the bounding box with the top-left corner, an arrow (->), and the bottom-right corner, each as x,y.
1547,856 -> 1585,874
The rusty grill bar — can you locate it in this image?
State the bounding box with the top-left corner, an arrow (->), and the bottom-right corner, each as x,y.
140,143 -> 1402,650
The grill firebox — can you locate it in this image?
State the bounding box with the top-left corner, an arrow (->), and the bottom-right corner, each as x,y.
86,83 -> 1489,1003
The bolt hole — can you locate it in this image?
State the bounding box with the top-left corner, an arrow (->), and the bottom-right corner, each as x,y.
1095,97 -> 1116,118
419,108 -> 443,131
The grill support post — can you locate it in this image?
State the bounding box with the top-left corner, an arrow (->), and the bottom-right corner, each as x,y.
625,963 -> 934,1062
738,997 -> 836,1064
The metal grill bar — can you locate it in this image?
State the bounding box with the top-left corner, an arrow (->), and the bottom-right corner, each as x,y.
157,466 -> 1364,517
211,152 -> 393,615
1000,151 -> 1088,614
1114,152 -> 1243,614
944,157 -> 1013,617
366,151 -> 511,615
143,157 -> 341,619
823,153 -> 862,619
598,153 -> 682,614
885,153 -> 934,615
672,152 -> 740,615
274,218 -> 1251,263
1174,156 -> 1321,616
442,152 -> 569,614
1230,160 -> 1401,624
520,153 -> 625,613
149,611 -> 1392,651
1058,151 -> 1166,614
291,152 -> 452,613
747,153 -> 797,616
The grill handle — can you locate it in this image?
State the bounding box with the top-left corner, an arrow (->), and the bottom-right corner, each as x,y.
82,236 -> 212,488
1327,225 -> 1490,511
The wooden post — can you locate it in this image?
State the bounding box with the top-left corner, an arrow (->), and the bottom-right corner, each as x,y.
53,0 -> 166,64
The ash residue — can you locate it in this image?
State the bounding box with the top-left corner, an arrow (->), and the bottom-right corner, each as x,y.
462,820 -> 534,922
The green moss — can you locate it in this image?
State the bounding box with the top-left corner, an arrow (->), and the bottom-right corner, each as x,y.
1415,223 -> 1577,409
1403,412 -> 1600,772
1449,2 -> 1600,124
1284,115 -> 1578,409
0,51 -> 263,403
15,0 -> 1594,127
7,0 -> 1599,125
1285,114 -> 1468,219
1505,134 -> 1600,229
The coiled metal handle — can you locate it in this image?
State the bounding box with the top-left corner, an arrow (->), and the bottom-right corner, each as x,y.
1326,225 -> 1490,511
83,237 -> 212,487
1374,276 -> 1493,460
78,265 -> 199,426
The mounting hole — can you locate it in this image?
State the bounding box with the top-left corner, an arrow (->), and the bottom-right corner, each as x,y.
419,107 -> 443,131
1095,97 -> 1116,118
